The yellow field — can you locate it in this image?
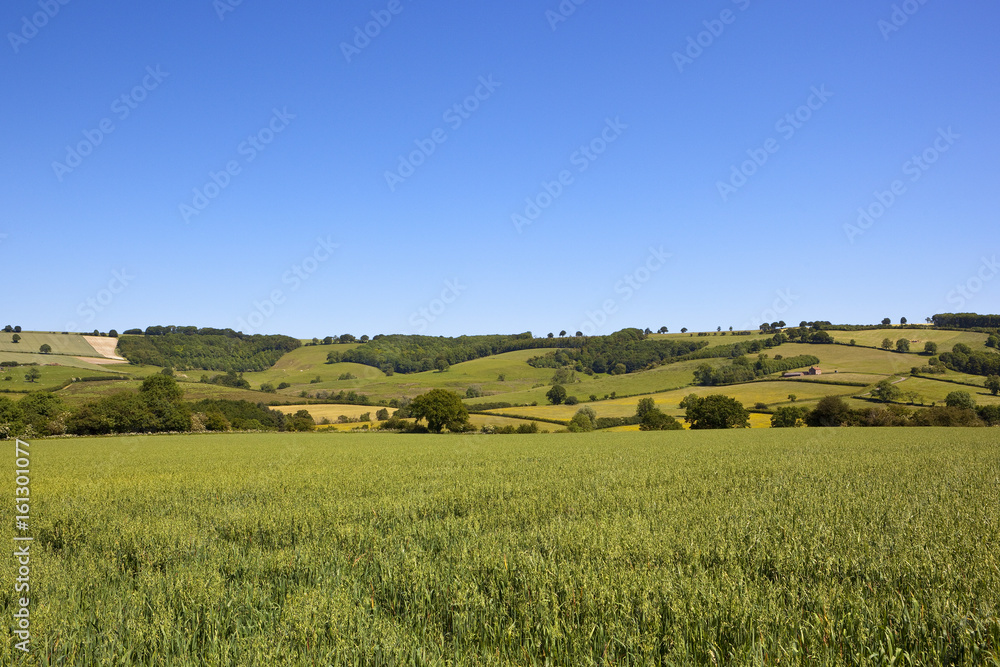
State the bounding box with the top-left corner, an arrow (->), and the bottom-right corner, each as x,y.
487,381 -> 857,423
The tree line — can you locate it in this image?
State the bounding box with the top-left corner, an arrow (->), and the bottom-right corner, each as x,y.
0,376 -> 315,438
938,343 -> 1000,378
526,329 -> 708,375
693,354 -> 821,386
117,330 -> 301,372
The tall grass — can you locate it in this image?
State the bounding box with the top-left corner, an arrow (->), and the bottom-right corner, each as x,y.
2,429 -> 998,665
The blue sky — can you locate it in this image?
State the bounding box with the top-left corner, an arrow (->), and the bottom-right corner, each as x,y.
2,0 -> 998,338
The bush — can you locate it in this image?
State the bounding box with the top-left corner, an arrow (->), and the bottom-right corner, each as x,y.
568,406 -> 597,432
260,383 -> 277,393
945,391 -> 976,410
564,396 -> 579,405
684,395 -> 749,429
771,406 -> 805,428
805,396 -> 851,427
639,409 -> 682,431
910,406 -> 984,427
277,382 -> 291,390
546,385 -> 567,405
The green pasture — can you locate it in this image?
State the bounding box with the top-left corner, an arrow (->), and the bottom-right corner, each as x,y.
3,430 -> 997,665
825,328 -> 990,351
0,331 -> 105,357
0,364 -> 123,396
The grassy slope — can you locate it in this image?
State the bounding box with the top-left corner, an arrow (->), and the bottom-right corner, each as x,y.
825,328 -> 989,351
7,430 -> 997,664
19,328 -> 995,419
0,331 -> 110,356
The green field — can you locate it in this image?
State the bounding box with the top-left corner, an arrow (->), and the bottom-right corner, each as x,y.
0,364 -> 125,396
3,430 -> 998,665
0,332 -> 107,357
824,328 -> 990,352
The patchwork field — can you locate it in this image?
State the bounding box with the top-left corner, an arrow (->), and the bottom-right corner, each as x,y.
824,328 -> 990,351
3,430 -> 997,665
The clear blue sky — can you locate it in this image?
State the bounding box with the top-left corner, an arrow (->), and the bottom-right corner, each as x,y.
2,1 -> 998,338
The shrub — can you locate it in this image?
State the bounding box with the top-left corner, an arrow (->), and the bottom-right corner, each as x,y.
639,409 -> 682,431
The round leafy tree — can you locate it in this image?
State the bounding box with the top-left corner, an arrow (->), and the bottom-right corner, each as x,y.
408,389 -> 469,433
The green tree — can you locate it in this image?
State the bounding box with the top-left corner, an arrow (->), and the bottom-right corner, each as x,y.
408,389 -> 469,433
880,338 -> 893,350
683,394 -> 750,429
945,391 -> 976,410
924,341 -> 938,355
17,392 -> 66,436
375,408 -> 390,420
260,383 -> 277,393
787,394 -> 797,402
287,409 -> 316,432
900,317 -> 907,325
771,406 -> 805,428
546,385 -> 567,405
24,367 -> 40,383
985,375 -> 1000,396
639,409 -> 682,431
568,406 -> 596,432
434,357 -> 450,372
0,396 -> 25,438
881,318 -> 891,325
39,344 -> 52,354
872,379 -> 902,403
635,397 -> 657,419
139,374 -> 191,432
805,396 -> 851,427
11,334 -> 20,344
203,411 -> 230,431
987,335 -> 1000,349
895,338 -> 910,353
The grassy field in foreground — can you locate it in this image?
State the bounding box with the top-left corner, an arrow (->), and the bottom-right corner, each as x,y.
3,430 -> 998,665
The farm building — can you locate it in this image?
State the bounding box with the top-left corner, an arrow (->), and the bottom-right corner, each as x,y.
808,367 -> 822,375
783,372 -> 803,377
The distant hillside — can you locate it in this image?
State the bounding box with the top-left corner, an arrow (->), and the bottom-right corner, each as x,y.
332,329 -> 709,375
117,328 -> 300,372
